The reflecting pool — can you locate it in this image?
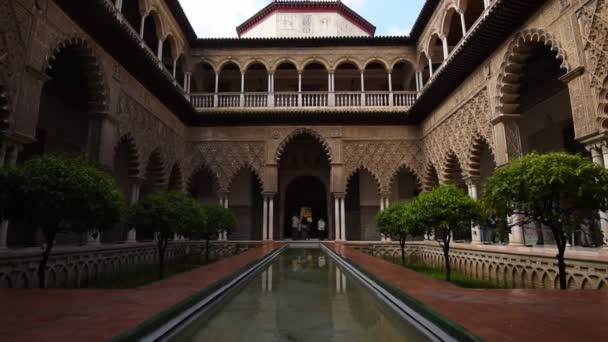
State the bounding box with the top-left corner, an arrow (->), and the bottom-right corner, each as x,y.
171,248 -> 430,342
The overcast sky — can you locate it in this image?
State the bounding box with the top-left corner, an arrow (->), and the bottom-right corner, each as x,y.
178,0 -> 426,38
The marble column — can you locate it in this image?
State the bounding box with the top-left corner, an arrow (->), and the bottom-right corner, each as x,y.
465,177 -> 482,244
459,11 -> 467,36
598,144 -> 608,248
214,71 -> 219,107
269,196 -> 275,241
360,71 -> 366,106
262,196 -> 268,241
388,71 -> 394,106
127,178 -> 144,243
334,196 -> 341,241
441,35 -> 449,60
298,73 -> 302,107
340,197 -> 346,241
508,214 -> 525,246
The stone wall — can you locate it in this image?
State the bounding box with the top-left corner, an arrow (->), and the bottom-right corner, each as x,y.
350,241 -> 608,290
0,241 -> 262,289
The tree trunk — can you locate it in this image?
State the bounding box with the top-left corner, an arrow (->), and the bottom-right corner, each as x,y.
205,238 -> 210,264
556,235 -> 568,290
400,237 -> 406,266
38,227 -> 57,289
443,236 -> 451,282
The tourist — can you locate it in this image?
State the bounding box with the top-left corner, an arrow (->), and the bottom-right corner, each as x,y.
317,218 -> 326,240
301,217 -> 309,240
291,213 -> 300,240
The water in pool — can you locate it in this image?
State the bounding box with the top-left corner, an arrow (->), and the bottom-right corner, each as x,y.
171,248 -> 430,342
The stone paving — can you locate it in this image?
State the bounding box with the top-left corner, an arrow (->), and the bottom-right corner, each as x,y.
0,243 -> 282,342
329,243 -> 608,342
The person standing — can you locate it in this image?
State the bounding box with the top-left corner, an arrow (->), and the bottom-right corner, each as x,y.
317,218 -> 326,240
291,213 -> 301,240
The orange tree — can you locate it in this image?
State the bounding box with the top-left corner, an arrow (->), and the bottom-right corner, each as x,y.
0,155 -> 125,288
412,185 -> 481,282
376,203 -> 425,265
129,191 -> 202,279
483,153 -> 608,289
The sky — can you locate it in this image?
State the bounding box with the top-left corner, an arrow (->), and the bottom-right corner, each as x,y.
178,0 -> 426,38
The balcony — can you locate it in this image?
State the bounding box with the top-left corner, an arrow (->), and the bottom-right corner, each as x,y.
191,91 -> 417,111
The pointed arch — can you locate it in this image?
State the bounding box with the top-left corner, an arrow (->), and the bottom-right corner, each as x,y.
275,128 -> 332,163
495,29 -> 570,116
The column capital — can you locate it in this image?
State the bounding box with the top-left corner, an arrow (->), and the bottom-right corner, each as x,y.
130,176 -> 146,186
332,192 -> 346,199
262,192 -> 276,199
379,192 -> 391,199
463,175 -> 480,187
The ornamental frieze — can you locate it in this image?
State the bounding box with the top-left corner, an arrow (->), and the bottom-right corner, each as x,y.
577,0 -> 608,89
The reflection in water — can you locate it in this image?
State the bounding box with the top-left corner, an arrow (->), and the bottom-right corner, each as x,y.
172,249 -> 429,342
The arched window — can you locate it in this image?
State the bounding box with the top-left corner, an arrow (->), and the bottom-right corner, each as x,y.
244,63 -> 268,92
142,12 -> 161,54
121,0 -> 143,32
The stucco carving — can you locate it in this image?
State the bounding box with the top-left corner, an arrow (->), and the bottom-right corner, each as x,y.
343,140 -> 423,194
186,142 -> 266,193
0,0 -> 32,131
275,127 -> 333,163
116,91 -> 182,176
422,88 -> 494,179
578,0 -> 608,89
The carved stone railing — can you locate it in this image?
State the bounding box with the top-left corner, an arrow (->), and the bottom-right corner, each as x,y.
348,241 -> 608,290
0,241 -> 262,289
191,90 -> 418,111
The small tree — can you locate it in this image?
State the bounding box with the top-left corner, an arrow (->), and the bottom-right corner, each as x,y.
129,191 -> 200,279
483,153 -> 608,290
376,203 -> 425,265
198,204 -> 237,263
413,184 -> 481,282
0,155 -> 125,288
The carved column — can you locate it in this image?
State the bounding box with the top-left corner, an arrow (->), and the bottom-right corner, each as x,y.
491,114 -> 523,166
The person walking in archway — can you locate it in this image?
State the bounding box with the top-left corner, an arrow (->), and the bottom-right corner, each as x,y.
317,217 -> 326,240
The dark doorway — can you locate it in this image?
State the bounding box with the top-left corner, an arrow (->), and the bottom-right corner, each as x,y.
284,176 -> 327,239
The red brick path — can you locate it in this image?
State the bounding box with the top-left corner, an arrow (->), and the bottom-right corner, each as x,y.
329,243 -> 608,342
0,243 -> 282,342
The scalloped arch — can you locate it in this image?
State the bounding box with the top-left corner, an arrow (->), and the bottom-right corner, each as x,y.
387,164 -> 423,194
44,35 -> 110,113
187,162 -> 221,194
465,134 -> 496,177
441,151 -> 464,183
345,166 -> 382,195
422,163 -> 440,192
227,163 -> 265,192
275,128 -> 332,163
495,29 -> 570,116
114,133 -> 141,178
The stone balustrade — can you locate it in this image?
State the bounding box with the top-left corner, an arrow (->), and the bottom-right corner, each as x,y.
191,91 -> 417,110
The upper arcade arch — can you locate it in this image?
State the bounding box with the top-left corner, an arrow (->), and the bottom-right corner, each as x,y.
300,58 -> 332,73
333,58 -> 364,72
362,58 -> 390,72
